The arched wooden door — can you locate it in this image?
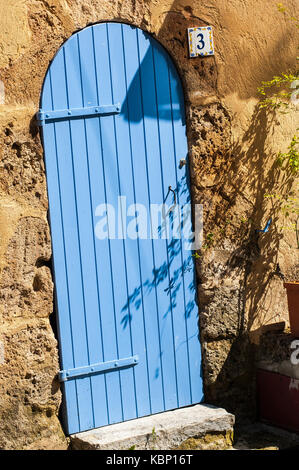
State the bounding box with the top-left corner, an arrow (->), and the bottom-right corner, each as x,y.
39,22 -> 203,435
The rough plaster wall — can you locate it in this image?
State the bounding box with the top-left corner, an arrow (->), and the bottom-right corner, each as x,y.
0,0 -> 298,448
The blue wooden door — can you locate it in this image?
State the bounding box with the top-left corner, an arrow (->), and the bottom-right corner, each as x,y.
39,22 -> 203,435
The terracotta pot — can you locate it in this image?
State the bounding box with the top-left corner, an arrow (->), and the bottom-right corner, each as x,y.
284,282 -> 299,337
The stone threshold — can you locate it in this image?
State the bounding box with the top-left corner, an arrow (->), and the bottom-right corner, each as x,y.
70,404 -> 235,450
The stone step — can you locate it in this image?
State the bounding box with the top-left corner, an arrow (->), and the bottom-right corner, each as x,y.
70,404 -> 235,450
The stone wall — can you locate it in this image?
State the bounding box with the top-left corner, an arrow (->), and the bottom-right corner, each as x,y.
0,0 -> 298,448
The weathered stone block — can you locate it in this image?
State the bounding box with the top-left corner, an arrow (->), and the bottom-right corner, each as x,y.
70,404 -> 235,450
199,286 -> 245,340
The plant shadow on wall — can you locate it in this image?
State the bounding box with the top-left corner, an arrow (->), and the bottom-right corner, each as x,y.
199,102 -> 297,418
227,105 -> 295,333
219,4 -> 298,339
196,3 -> 298,419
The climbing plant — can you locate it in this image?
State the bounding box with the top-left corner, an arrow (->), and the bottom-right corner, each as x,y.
258,4 -> 298,171
258,3 -> 298,247
258,73 -> 299,113
265,185 -> 299,248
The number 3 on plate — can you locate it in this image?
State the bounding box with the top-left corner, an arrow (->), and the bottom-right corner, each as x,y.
197,33 -> 205,50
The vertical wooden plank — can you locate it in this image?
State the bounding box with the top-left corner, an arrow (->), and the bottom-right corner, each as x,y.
76,27 -> 109,427
41,71 -> 79,434
50,41 -> 94,431
126,34 -> 167,413
92,23 -> 124,425
137,29 -> 179,411
152,41 -> 193,408
122,24 -> 165,416
168,58 -> 203,403
94,24 -> 137,420
79,26 -> 120,426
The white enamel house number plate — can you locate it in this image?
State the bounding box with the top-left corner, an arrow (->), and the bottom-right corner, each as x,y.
188,26 -> 214,58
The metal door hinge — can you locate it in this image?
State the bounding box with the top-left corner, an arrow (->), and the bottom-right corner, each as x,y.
37,103 -> 121,126
59,354 -> 139,382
